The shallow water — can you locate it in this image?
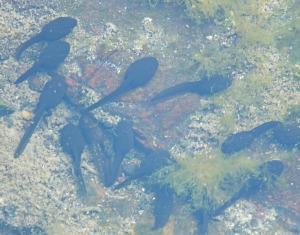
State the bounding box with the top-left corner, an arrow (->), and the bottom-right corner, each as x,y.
0,0 -> 299,234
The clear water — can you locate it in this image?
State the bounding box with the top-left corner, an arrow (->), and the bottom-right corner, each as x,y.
0,0 -> 299,234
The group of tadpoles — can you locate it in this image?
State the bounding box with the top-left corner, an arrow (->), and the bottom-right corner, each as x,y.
11,16 -> 300,234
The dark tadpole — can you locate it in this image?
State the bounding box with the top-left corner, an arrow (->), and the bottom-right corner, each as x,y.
79,112 -> 114,187
85,56 -> 158,111
193,160 -> 284,234
214,160 -> 284,216
15,16 -> 77,60
250,121 -> 282,136
214,177 -> 264,216
15,40 -> 70,84
114,149 -> 171,189
150,74 -> 232,104
14,74 -> 67,158
107,120 -> 135,186
221,121 -> 282,155
151,185 -> 174,230
258,159 -> 284,178
272,123 -> 300,150
193,209 -> 209,235
60,123 -> 87,200
221,130 -> 255,155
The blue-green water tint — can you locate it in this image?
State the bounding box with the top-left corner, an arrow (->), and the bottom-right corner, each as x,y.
0,0 -> 299,234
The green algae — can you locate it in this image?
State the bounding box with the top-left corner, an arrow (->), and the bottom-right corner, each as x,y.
277,29 -> 300,64
1,0 -> 296,233
159,0 -> 300,143
155,1 -> 297,128
150,152 -> 288,221
151,152 -> 260,211
164,0 -> 287,45
276,1 -> 300,64
192,42 -> 246,77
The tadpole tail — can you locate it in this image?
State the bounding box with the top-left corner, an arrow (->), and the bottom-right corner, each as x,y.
88,144 -> 110,186
15,34 -> 42,60
250,121 -> 282,137
113,177 -> 134,190
73,165 -> 87,199
85,88 -> 123,112
213,195 -> 237,218
15,64 -> 39,84
99,151 -> 125,187
193,209 -> 209,235
14,109 -> 44,158
149,81 -> 198,104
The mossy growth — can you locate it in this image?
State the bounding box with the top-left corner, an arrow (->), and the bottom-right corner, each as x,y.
276,1 -> 300,64
158,0 -> 297,83
290,64 -> 300,80
217,109 -> 236,135
211,46 -> 290,129
214,70 -> 270,106
171,0 -> 287,46
193,41 -> 247,77
210,72 -> 274,136
150,152 -> 260,211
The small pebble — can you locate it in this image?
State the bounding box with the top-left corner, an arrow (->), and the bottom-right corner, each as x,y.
21,110 -> 32,120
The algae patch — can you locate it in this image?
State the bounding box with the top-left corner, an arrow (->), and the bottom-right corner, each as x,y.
151,152 -> 259,210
